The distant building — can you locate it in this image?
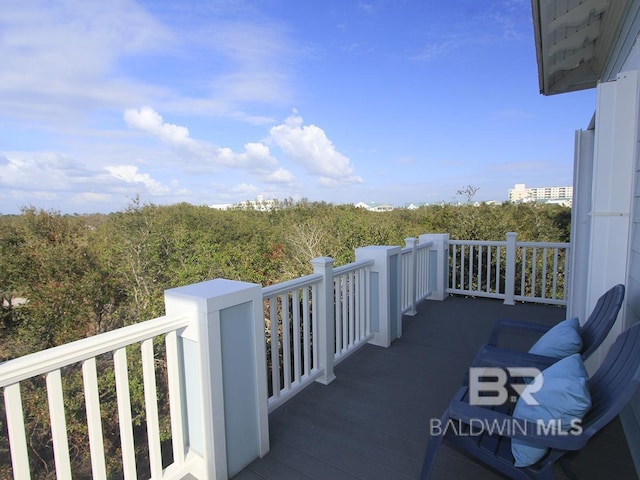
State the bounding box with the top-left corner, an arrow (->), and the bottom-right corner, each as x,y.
234,195 -> 277,211
354,201 -> 394,212
403,202 -> 429,210
209,203 -> 232,210
508,183 -> 573,205
209,195 -> 277,211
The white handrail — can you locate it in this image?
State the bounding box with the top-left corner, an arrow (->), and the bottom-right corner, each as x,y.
1,313 -> 191,480
447,234 -> 570,305
262,272 -> 323,297
0,314 -> 189,387
333,258 -> 375,276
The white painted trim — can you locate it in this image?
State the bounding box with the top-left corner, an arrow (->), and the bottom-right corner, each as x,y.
569,128 -> 595,322
603,2 -> 640,81
585,70 -> 639,369
355,246 -> 402,347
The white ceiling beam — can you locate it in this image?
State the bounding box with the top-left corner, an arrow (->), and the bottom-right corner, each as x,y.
548,20 -> 602,57
548,0 -> 609,32
548,61 -> 597,94
548,43 -> 595,75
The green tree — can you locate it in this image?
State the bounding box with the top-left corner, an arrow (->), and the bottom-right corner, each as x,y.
0,198 -> 572,478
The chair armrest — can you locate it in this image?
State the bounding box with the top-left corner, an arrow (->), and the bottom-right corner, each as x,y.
447,387 -> 588,450
470,344 -> 558,371
488,319 -> 553,347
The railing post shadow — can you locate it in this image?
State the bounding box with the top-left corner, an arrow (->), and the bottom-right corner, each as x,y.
164,279 -> 270,479
312,257 -> 337,385
355,246 -> 402,347
504,232 -> 517,305
405,237 -> 418,316
419,233 -> 449,301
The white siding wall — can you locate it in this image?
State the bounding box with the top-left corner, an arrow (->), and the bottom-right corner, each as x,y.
619,29 -> 640,474
624,147 -> 640,475
574,70 -> 640,475
623,82 -> 640,477
583,72 -> 637,368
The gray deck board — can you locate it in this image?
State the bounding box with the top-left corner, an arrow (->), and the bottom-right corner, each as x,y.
236,296 -> 638,480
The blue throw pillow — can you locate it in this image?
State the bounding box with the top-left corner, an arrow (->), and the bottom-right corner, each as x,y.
511,353 -> 591,467
528,317 -> 582,359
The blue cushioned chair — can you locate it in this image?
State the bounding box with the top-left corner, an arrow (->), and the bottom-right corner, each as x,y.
476,284 -> 625,370
420,321 -> 640,480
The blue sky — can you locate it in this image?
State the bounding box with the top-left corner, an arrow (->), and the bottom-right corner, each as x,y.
0,0 -> 596,214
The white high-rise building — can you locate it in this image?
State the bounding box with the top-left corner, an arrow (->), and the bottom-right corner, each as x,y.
508,183 -> 573,204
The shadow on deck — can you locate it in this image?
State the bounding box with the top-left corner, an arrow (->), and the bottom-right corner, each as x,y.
234,296 -> 638,480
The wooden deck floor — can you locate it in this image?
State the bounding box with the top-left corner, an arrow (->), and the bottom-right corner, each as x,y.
234,296 -> 638,480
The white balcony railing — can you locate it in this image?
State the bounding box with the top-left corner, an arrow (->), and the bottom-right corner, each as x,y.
0,232 -> 568,479
400,238 -> 434,315
332,259 -> 375,363
0,314 -> 199,480
262,272 -> 324,412
448,232 -> 570,305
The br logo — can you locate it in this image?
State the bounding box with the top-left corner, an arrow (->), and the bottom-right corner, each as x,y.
468,367 -> 543,406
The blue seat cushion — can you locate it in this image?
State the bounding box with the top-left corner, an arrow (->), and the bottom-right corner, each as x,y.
511,353 -> 591,467
528,317 -> 582,359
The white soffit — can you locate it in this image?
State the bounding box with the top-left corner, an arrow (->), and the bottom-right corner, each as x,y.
532,0 -> 632,95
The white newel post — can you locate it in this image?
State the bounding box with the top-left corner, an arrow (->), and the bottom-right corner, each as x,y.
419,234 -> 449,301
504,232 -> 517,305
405,237 -> 418,316
355,246 -> 402,347
164,279 -> 270,480
312,257 -> 337,385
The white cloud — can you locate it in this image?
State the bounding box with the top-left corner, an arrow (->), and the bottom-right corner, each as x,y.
72,192 -> 113,205
123,106 -> 291,180
0,151 -> 173,207
232,142 -> 279,171
12,190 -> 60,201
0,151 -> 179,212
124,107 -> 198,149
269,111 -> 363,184
105,165 -> 170,195
229,182 -> 260,197
124,107 -> 360,187
0,1 -> 298,124
203,21 -> 296,106
266,168 -> 296,183
125,106 -> 225,167
0,153 -> 90,191
0,0 -> 173,119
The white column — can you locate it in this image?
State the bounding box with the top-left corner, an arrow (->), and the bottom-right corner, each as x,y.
419,234 -> 449,301
404,237 -> 418,316
355,246 -> 402,347
311,257 -> 337,385
164,279 -> 269,479
504,232 -> 517,305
